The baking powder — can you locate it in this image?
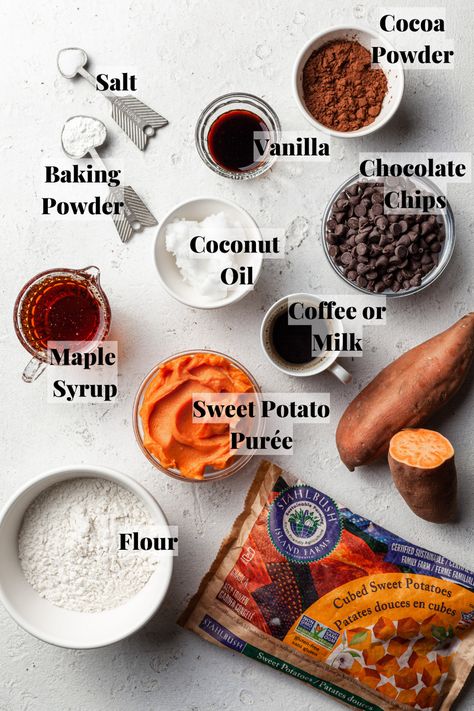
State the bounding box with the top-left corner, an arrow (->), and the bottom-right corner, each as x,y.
61,116 -> 106,158
18,478 -> 159,613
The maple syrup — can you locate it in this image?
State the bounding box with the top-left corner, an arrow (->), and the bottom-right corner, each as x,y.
18,274 -> 108,354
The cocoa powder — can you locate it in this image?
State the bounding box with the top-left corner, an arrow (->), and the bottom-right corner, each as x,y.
302,39 -> 388,132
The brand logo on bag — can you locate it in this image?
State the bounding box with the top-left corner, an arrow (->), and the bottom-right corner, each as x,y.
268,486 -> 341,563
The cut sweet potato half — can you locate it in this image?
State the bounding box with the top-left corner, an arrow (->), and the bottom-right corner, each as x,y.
388,429 -> 457,523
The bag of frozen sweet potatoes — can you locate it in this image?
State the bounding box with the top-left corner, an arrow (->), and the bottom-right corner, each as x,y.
179,461 -> 474,711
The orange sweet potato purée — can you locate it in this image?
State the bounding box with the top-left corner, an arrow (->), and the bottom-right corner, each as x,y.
139,353 -> 254,479
180,461 -> 474,709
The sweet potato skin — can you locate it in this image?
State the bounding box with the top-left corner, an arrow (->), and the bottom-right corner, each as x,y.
388,451 -> 457,523
336,314 -> 474,470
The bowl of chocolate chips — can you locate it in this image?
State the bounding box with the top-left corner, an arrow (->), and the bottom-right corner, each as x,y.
322,175 -> 455,297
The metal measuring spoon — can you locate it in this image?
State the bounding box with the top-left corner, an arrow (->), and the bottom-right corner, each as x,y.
61,116 -> 157,242
57,48 -> 168,151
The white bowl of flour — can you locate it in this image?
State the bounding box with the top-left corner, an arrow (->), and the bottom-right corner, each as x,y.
0,466 -> 173,648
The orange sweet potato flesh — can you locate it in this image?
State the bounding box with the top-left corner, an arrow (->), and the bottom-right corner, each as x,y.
336,314 -> 474,470
388,429 -> 457,523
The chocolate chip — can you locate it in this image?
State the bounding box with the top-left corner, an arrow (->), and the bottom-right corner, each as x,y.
356,262 -> 370,275
375,255 -> 389,269
395,245 -> 407,259
326,180 -> 446,294
346,184 -> 359,196
334,223 -> 347,237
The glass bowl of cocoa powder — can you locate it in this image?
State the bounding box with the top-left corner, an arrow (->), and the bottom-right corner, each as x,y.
321,173 -> 455,298
293,26 -> 404,138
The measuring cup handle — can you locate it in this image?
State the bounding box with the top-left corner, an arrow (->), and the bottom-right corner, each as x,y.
22,357 -> 47,383
327,360 -> 352,385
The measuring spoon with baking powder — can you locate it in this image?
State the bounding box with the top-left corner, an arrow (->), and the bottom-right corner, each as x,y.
57,48 -> 168,151
61,116 -> 157,242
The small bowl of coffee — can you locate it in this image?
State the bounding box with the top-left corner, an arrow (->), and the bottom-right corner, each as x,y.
260,293 -> 351,383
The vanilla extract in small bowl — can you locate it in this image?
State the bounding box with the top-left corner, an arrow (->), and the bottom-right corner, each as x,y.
208,110 -> 269,172
195,93 -> 281,180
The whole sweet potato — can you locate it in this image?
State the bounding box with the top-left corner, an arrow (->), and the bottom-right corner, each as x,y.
336,313 -> 474,470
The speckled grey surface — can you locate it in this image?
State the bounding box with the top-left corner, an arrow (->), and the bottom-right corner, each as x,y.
1,0 -> 473,709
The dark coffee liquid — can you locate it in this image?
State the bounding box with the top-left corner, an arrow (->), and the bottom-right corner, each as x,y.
271,309 -> 314,364
20,277 -> 103,352
271,308 -> 330,365
208,109 -> 269,172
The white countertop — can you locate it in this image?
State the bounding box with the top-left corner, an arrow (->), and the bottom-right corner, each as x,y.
1,0 -> 473,709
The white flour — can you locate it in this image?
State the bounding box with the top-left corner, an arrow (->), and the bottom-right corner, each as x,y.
61,116 -> 106,158
18,478 -> 158,613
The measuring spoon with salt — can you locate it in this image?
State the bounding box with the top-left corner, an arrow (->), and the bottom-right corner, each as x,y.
57,48 -> 168,151
61,116 -> 157,243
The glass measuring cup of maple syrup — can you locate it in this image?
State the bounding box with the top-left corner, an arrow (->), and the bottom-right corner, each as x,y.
13,266 -> 111,382
195,93 -> 281,179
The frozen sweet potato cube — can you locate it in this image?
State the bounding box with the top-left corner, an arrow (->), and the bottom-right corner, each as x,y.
394,666 -> 418,689
347,627 -> 372,649
397,689 -> 417,706
421,613 -> 445,638
388,636 -> 410,656
413,636 -> 438,655
373,615 -> 396,641
436,654 -> 452,674
377,681 -> 397,700
421,661 -> 442,687
397,617 -> 421,639
363,643 -> 385,666
360,667 -> 381,689
350,660 -> 364,679
408,651 -> 426,673
416,686 -> 439,709
376,654 -> 400,677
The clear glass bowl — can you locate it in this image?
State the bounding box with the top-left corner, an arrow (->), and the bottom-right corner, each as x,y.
195,92 -> 281,180
321,173 -> 455,298
133,350 -> 261,483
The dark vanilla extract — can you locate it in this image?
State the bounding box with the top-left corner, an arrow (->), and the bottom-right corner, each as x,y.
208,109 -> 269,172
